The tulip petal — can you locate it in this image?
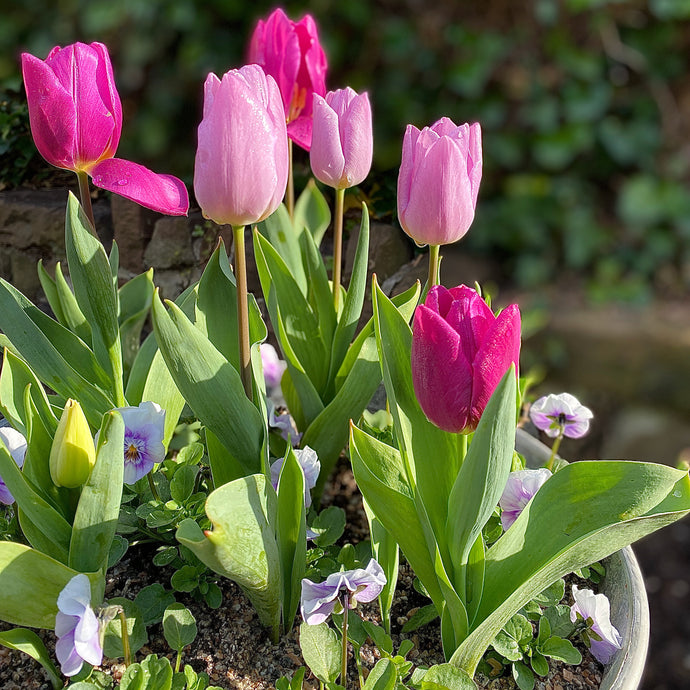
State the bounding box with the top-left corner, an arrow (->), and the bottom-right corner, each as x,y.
310,95 -> 345,188
339,92 -> 373,188
90,158 -> 189,216
412,304 -> 473,433
21,52 -> 78,169
470,304 -> 521,428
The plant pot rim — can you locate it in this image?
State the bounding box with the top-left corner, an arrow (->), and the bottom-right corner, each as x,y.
516,428 -> 649,690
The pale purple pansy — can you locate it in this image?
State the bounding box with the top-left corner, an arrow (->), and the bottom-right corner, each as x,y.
570,585 -> 622,664
0,426 -> 27,505
115,401 -> 166,484
271,446 -> 320,508
301,559 -> 387,625
499,468 -> 552,530
55,574 -> 103,676
530,393 -> 593,439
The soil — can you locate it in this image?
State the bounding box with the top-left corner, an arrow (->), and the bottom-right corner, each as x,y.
0,459 -> 608,690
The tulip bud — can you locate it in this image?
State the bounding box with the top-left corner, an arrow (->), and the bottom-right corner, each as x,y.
310,88 -> 373,190
50,399 -> 96,488
397,118 -> 482,246
411,285 -> 520,433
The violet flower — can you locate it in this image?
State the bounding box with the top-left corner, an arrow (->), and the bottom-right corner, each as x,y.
570,585 -> 622,664
267,400 -> 301,446
271,446 -> 320,507
116,401 -> 166,484
301,559 -> 386,625
261,343 -> 287,391
55,574 -> 102,676
0,426 -> 27,505
499,468 -> 552,530
530,393 -> 593,439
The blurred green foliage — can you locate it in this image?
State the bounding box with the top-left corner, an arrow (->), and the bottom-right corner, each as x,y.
2,0 -> 690,297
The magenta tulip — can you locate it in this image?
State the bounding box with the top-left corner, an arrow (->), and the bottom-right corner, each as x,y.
248,8 -> 327,150
193,65 -> 289,227
21,42 -> 188,215
397,118 -> 482,246
411,285 -> 521,433
310,87 -> 373,190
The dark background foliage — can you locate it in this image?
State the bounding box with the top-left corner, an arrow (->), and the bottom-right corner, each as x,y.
3,0 -> 690,298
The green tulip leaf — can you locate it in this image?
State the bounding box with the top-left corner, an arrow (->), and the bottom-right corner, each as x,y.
175,474 -> 280,637
0,627 -> 62,689
294,179 -> 331,248
118,269 -> 154,383
258,203 -> 307,292
69,410 -> 125,573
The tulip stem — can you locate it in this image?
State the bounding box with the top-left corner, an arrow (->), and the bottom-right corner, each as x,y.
332,187 -> 345,311
233,225 -> 253,399
287,140 -> 295,219
428,244 -> 441,289
340,592 -> 349,688
76,171 -> 97,235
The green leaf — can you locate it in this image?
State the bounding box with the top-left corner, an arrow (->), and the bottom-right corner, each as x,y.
310,506 -> 346,547
294,179 -> 331,247
363,658 -> 397,690
512,660 -> 535,690
0,542 -> 99,628
175,475 -> 281,636
451,461 -> 690,674
0,278 -> 114,426
171,565 -> 199,592
151,292 -> 264,482
533,578 -> 565,607
118,269 -> 154,383
163,603 -> 198,651
134,584 -> 176,626
53,261 -> 92,345
69,410 -> 125,573
543,605 -> 575,639
418,663 -> 476,690
0,627 -> 62,689
298,621 -> 341,684
37,259 -> 66,325
530,651 -> 549,677
275,446 -> 306,632
103,597 -> 147,658
491,614 -> 532,661
540,636 -> 582,664
170,465 -> 199,504
140,654 -> 174,690
402,603 -> 439,633
65,192 -> 124,405
0,437 -> 71,562
258,204 -> 307,292
108,535 -> 129,567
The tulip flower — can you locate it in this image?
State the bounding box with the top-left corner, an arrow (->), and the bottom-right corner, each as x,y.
398,118 -> 481,287
0,426 -> 27,505
310,86 -> 373,308
55,574 -> 103,676
570,585 -> 622,664
21,42 -> 188,219
411,285 -> 521,434
194,65 -> 289,228
50,399 -> 96,488
310,88 -> 373,190
499,468 -> 552,530
194,64 -> 288,398
260,343 -> 287,391
248,8 -> 327,151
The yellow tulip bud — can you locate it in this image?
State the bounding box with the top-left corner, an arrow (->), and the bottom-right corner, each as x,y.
49,399 -> 96,488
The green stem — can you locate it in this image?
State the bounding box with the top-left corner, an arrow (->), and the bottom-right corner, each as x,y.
76,171 -> 97,235
175,650 -> 182,673
119,609 -> 131,667
428,244 -> 441,289
459,433 -> 468,466
341,593 -> 349,689
332,187 -> 345,311
287,140 -> 295,220
232,225 -> 252,399
545,429 -> 564,471
147,472 -> 160,502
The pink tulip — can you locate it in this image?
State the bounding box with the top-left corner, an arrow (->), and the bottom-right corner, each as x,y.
248,8 -> 327,151
21,42 -> 188,215
397,118 -> 482,246
411,285 -> 520,433
310,87 -> 373,190
193,65 -> 289,227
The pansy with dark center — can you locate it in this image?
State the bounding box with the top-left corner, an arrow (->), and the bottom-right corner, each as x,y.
530,392 -> 593,439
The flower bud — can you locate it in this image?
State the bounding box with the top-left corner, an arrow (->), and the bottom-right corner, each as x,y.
50,399 -> 96,488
